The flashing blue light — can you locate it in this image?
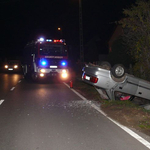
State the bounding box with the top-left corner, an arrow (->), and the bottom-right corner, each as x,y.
42,61 -> 46,65
61,61 -> 66,66
46,39 -> 52,42
40,59 -> 47,66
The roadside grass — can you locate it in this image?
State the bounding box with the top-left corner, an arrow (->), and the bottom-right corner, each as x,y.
71,77 -> 150,136
101,100 -> 139,108
100,100 -> 150,136
72,78 -> 102,101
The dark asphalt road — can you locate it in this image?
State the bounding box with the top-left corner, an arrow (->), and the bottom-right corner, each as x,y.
0,73 -> 150,150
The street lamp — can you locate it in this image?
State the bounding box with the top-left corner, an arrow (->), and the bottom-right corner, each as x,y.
57,27 -> 62,38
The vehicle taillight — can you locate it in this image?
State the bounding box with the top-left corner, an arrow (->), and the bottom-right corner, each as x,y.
83,74 -> 98,83
90,76 -> 98,83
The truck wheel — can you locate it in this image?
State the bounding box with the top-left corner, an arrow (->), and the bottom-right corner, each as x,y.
100,61 -> 111,70
111,64 -> 126,78
23,65 -> 28,79
31,72 -> 38,81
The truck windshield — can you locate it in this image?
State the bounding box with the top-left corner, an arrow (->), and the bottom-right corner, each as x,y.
39,43 -> 67,56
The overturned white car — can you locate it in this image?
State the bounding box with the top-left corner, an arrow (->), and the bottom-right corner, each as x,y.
82,63 -> 150,101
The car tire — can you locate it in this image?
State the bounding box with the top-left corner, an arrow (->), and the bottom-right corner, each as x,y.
100,61 -> 111,70
111,64 -> 126,78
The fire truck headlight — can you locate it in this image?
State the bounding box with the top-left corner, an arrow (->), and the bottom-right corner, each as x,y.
40,73 -> 45,77
62,72 -> 68,78
4,65 -> 8,69
61,69 -> 68,78
62,69 -> 67,73
14,65 -> 18,69
40,69 -> 46,73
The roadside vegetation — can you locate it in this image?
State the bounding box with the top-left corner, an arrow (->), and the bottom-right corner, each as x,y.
108,1 -> 150,81
118,0 -> 150,81
101,100 -> 150,136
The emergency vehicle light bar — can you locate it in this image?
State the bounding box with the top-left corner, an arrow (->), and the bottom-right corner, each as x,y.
54,39 -> 63,43
37,38 -> 64,43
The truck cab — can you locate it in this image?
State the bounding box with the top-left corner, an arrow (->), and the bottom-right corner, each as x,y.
23,38 -> 70,81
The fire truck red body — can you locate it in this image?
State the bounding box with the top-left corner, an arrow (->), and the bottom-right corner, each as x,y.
23,38 -> 70,81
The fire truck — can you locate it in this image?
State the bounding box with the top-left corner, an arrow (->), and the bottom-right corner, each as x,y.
23,37 -> 70,81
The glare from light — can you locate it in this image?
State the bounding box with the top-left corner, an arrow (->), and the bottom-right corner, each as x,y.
42,61 -> 46,65
40,37 -> 44,41
38,37 -> 44,42
40,69 -> 45,73
40,73 -> 44,77
62,69 -> 67,73
61,73 -> 68,78
61,69 -> 68,78
41,60 -> 47,66
61,61 -> 66,66
4,65 -> 8,69
14,65 -> 18,68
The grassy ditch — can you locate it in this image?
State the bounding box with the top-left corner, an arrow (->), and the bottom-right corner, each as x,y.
71,77 -> 150,136
101,100 -> 150,136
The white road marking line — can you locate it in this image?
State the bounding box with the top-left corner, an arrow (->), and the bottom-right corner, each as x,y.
63,82 -> 150,149
63,82 -> 86,100
10,87 -> 15,91
18,80 -> 21,83
90,103 -> 150,149
0,100 -> 4,105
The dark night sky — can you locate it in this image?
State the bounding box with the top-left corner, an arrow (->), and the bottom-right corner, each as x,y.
0,0 -> 136,60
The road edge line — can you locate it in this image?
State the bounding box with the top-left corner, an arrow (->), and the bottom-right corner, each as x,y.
0,100 -> 4,105
63,82 -> 150,149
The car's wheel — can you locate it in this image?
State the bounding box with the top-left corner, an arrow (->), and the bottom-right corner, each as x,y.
100,61 -> 111,70
111,64 -> 126,78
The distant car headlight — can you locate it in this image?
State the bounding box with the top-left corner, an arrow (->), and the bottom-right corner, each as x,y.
4,65 -> 8,69
14,65 -> 18,68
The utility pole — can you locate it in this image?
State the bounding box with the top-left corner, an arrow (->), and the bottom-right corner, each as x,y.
79,0 -> 84,62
